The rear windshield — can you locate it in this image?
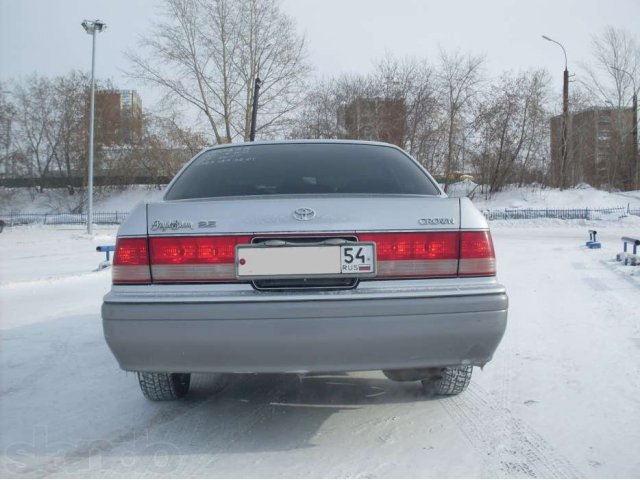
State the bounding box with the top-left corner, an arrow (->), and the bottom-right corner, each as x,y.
164,143 -> 440,200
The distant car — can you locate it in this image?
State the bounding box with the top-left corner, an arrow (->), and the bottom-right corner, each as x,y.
102,140 -> 508,400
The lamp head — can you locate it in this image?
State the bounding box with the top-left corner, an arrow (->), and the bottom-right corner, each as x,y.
82,19 -> 107,34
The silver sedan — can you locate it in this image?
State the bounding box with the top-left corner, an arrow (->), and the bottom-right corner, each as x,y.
101,140 -> 508,400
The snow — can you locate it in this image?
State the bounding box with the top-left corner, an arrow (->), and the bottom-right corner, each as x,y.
448,182 -> 640,211
0,185 -> 164,214
3,183 -> 640,215
92,186 -> 164,212
1,220 -> 639,477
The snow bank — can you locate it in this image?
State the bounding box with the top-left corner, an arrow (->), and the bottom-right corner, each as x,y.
0,185 -> 165,214
2,183 -> 640,216
468,183 -> 640,210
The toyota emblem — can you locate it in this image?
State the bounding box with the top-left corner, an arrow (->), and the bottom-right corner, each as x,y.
293,207 -> 316,221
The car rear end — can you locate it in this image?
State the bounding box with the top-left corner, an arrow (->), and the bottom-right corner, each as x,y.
102,141 -> 507,395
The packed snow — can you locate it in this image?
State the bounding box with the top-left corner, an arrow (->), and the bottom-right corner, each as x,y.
1,213 -> 639,477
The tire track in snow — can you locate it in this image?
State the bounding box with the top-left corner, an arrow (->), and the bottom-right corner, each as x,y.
0,270 -> 108,290
14,376 -> 231,478
14,397 -> 213,478
441,383 -> 582,478
191,375 -> 314,474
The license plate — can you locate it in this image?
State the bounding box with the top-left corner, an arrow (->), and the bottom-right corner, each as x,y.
340,244 -> 375,274
236,243 -> 376,278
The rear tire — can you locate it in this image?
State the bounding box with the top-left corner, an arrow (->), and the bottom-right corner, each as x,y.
137,372 -> 191,401
421,366 -> 473,395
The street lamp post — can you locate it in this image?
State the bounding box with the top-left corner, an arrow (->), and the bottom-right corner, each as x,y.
612,66 -> 638,190
81,19 -> 106,235
542,35 -> 569,189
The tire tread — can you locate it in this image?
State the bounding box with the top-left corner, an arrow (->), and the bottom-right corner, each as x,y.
137,372 -> 190,401
423,366 -> 473,395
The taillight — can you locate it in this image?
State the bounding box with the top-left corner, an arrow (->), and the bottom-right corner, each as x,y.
459,231 -> 496,276
112,231 -> 496,284
149,236 -> 251,282
358,232 -> 459,278
113,237 -> 151,284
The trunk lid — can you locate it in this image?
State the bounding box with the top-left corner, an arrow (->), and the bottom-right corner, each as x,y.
146,195 -> 460,235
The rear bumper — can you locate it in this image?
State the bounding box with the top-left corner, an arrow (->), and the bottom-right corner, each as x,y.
102,278 -> 508,374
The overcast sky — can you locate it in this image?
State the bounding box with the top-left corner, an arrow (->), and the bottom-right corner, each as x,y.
1,0 -> 638,113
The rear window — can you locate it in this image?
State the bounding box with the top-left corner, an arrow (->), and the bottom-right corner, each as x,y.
164,143 -> 440,200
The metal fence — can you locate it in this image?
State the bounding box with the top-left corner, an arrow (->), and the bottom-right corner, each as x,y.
481,206 -> 638,221
0,211 -> 129,226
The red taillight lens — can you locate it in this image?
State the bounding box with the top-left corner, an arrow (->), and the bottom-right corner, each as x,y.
113,237 -> 151,283
459,231 -> 496,276
149,236 -> 251,282
359,232 -> 459,278
112,231 -> 496,284
361,232 -> 459,260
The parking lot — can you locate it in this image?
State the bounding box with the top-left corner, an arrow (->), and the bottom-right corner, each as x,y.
1,222 -> 639,477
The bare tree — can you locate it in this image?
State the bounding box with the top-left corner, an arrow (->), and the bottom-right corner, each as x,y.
50,72 -> 91,189
289,73 -> 373,140
292,55 -> 446,174
294,52 -> 555,194
12,76 -> 58,187
438,50 -> 485,191
0,83 -> 17,176
128,0 -> 309,144
578,27 -> 639,190
371,56 -> 444,171
472,70 -> 550,197
289,77 -> 344,139
10,72 -> 114,201
121,113 -> 208,187
580,26 -> 640,107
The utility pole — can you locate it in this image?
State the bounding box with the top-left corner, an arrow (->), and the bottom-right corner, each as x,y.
634,90 -> 638,190
249,76 -> 261,142
543,35 -> 569,189
81,19 -> 107,235
562,67 -> 569,189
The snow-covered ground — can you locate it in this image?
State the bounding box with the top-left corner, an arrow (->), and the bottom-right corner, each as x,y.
448,182 -> 640,210
1,219 -> 639,478
3,184 -> 640,214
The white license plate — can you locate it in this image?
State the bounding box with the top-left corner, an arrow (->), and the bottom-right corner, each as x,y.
236,243 -> 376,278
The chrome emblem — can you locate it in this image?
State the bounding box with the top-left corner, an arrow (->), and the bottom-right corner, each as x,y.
150,220 -> 194,231
418,217 -> 455,225
197,221 -> 217,228
293,207 -> 316,221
